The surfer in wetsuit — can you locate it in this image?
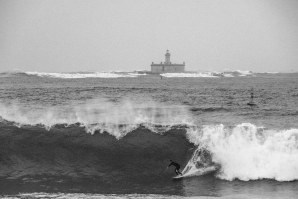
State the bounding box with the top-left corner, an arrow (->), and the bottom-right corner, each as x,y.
168,160 -> 182,175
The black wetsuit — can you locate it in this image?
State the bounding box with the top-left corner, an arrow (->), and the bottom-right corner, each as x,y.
168,161 -> 182,175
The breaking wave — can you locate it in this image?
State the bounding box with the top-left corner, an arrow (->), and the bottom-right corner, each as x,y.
187,123 -> 298,181
160,70 -> 254,78
219,70 -> 254,77
0,71 -> 147,78
229,70 -> 253,76
0,99 -> 298,182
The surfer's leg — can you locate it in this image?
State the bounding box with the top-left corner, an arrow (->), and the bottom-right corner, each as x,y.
175,169 -> 182,175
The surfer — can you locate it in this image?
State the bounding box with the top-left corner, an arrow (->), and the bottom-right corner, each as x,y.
168,160 -> 182,175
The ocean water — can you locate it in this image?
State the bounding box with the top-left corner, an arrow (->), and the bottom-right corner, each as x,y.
0,71 -> 298,198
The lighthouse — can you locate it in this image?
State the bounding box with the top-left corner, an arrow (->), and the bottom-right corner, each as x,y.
151,50 -> 185,73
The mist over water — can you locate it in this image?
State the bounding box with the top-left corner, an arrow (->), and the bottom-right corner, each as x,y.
1,72 -> 298,197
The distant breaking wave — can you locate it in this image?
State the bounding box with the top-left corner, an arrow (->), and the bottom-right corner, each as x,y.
25,71 -> 146,78
161,72 -> 218,78
0,70 -> 256,79
159,70 -> 254,78
220,70 -> 254,77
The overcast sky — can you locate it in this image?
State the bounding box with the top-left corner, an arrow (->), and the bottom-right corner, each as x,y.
0,0 -> 298,73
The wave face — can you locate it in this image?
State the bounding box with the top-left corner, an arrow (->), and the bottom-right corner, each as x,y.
0,100 -> 195,190
0,124 -> 193,183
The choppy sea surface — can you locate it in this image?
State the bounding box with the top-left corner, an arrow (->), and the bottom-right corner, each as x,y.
0,71 -> 298,199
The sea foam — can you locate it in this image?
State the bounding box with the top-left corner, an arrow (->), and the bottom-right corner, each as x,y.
186,123 -> 298,181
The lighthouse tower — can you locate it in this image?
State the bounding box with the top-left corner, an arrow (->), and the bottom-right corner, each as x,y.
165,50 -> 171,64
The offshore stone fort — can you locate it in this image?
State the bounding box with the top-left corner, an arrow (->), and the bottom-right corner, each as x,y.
151,50 -> 185,73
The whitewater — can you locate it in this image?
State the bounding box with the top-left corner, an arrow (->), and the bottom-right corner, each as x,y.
0,72 -> 298,198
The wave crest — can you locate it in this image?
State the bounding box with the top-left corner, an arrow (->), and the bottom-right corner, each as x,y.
0,99 -> 192,138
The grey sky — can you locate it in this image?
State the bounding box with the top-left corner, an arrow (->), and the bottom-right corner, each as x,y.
0,0 -> 297,73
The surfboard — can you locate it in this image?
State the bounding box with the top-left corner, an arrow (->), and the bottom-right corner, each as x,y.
173,165 -> 217,179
